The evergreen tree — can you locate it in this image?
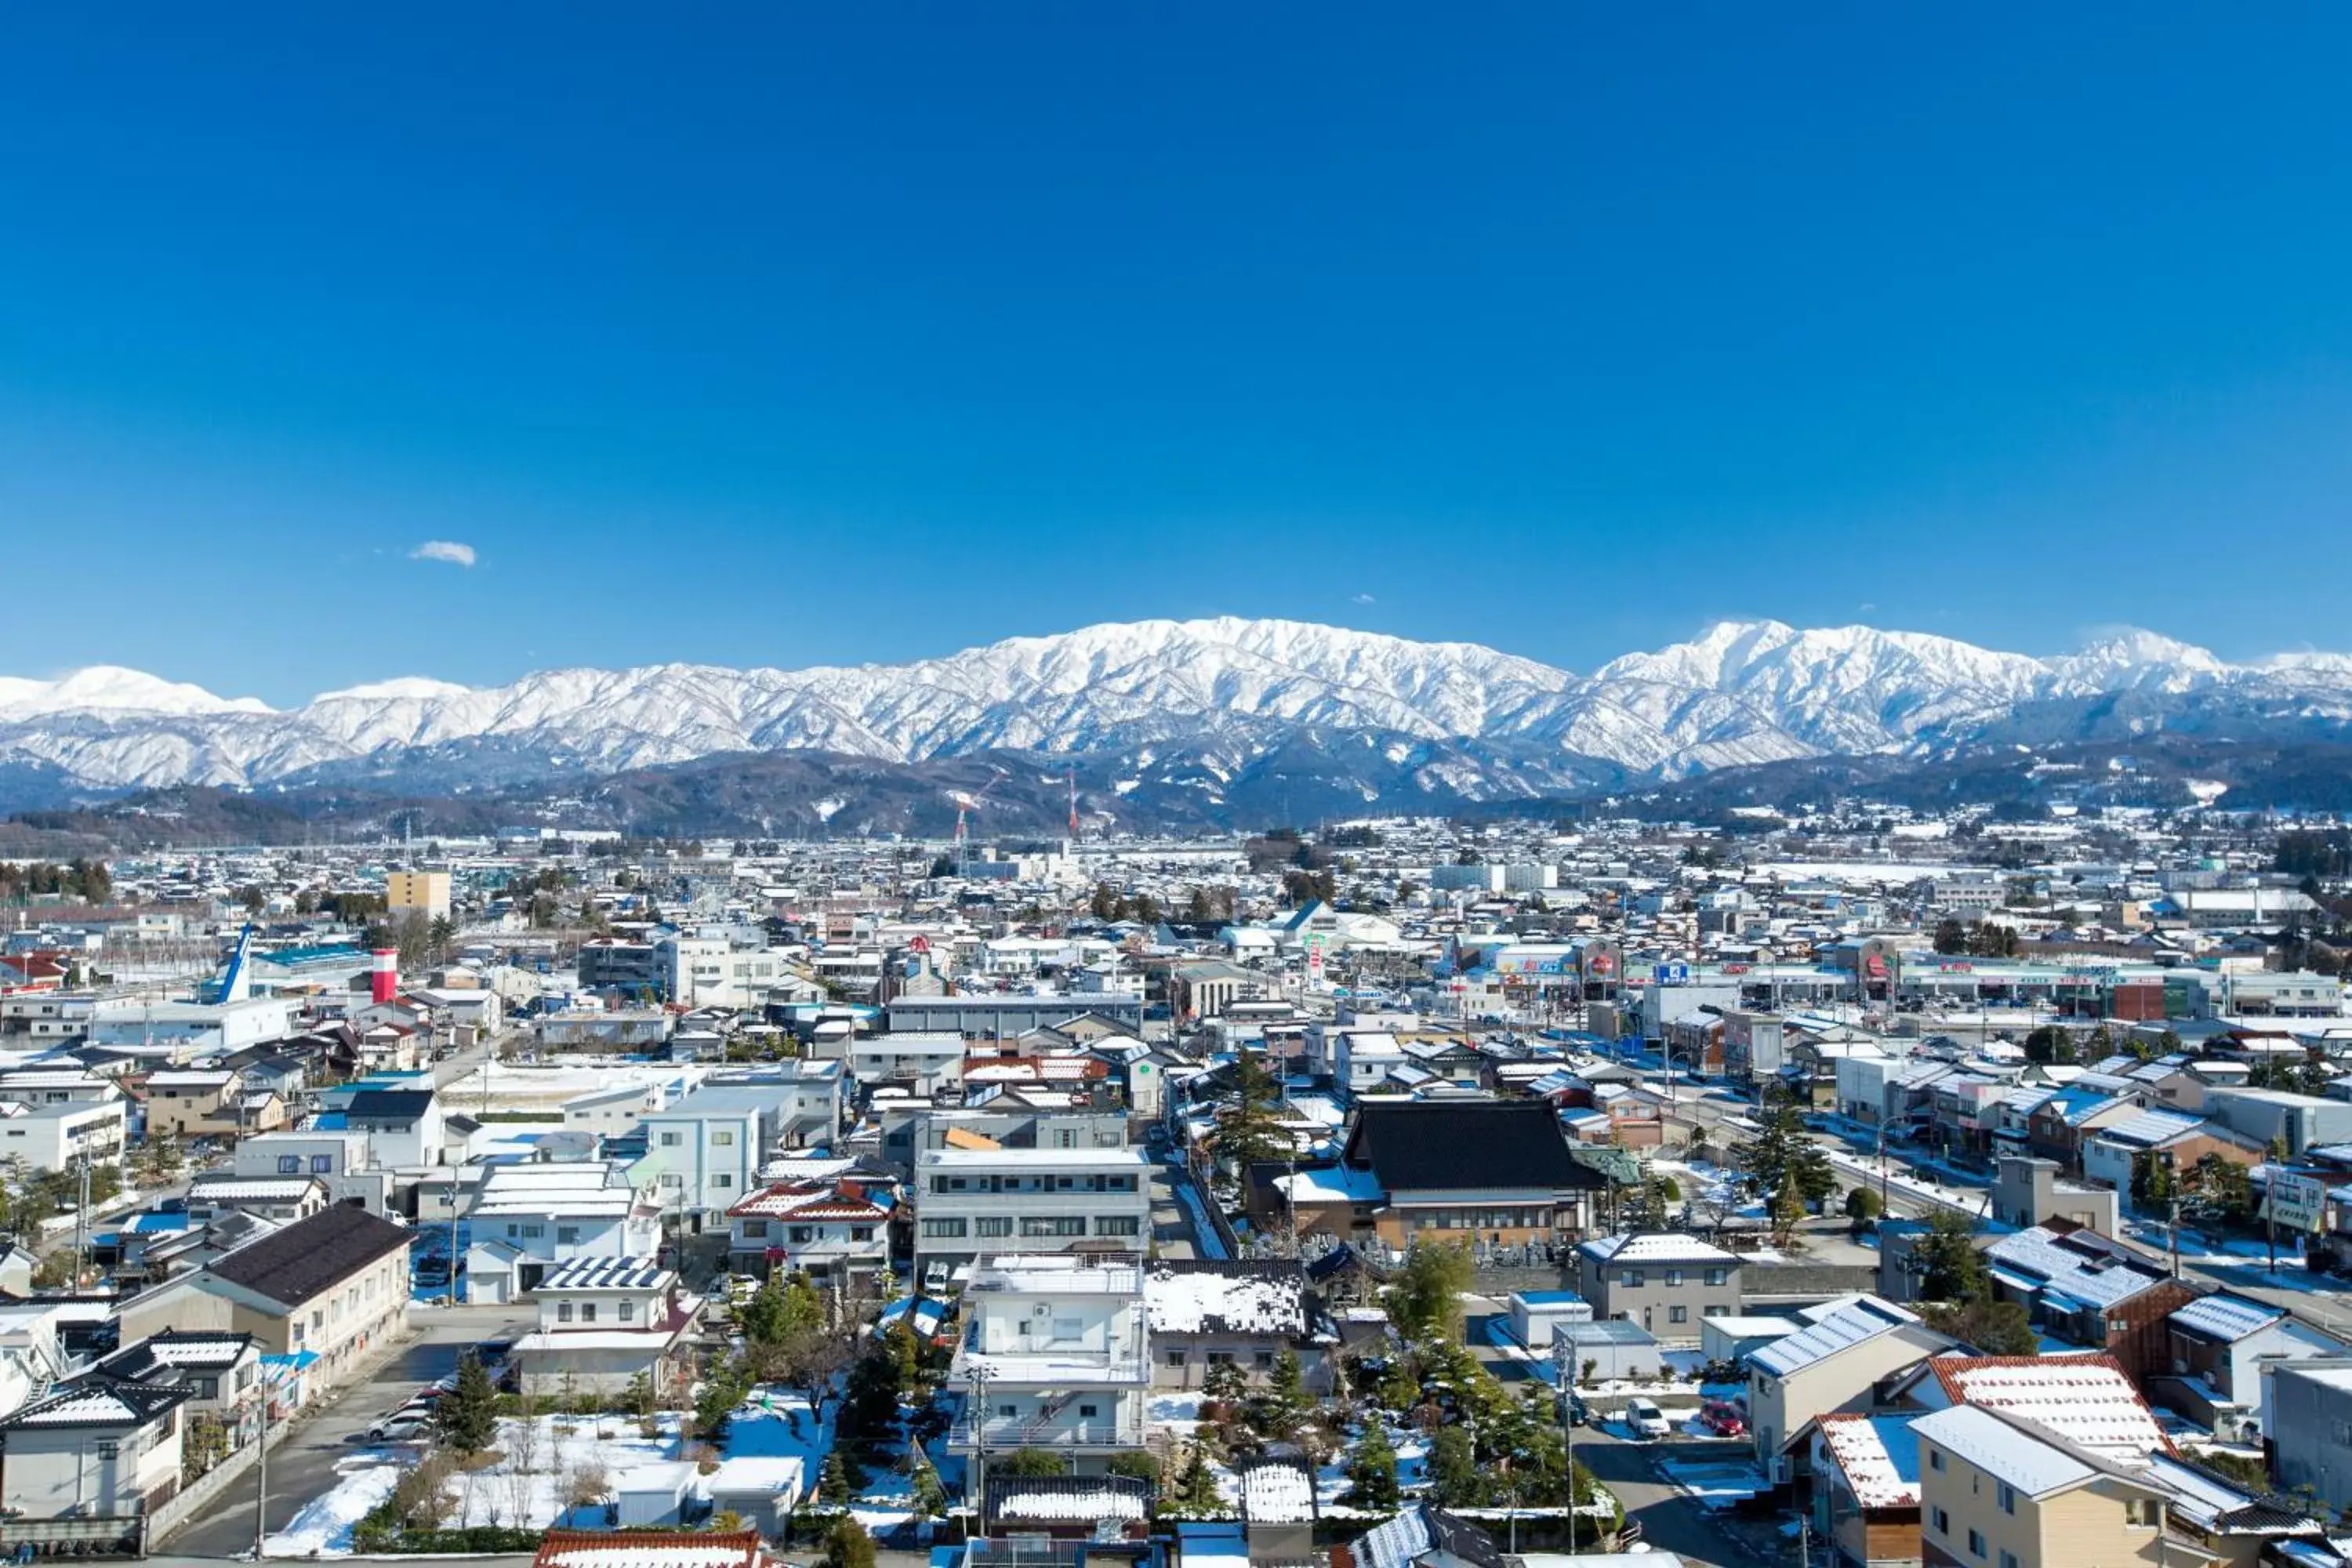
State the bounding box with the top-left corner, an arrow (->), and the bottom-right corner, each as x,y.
1173,1441 -> 1220,1512
1208,1050 -> 1290,1171
435,1352 -> 498,1455
1911,1209 -> 1987,1301
1428,1426 -> 1480,1506
1387,1241 -> 1475,1342
1345,1422 -> 1400,1510
818,1516 -> 877,1568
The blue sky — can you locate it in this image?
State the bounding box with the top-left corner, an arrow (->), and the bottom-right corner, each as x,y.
5,5 -> 2352,702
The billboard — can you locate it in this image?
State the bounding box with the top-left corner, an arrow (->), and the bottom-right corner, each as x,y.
1304,933 -> 1329,987
2267,1172 -> 2329,1233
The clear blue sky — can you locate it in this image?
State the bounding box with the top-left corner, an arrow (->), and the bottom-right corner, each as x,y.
5,5 -> 2352,702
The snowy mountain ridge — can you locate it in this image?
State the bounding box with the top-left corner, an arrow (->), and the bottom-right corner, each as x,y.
4,615 -> 2350,796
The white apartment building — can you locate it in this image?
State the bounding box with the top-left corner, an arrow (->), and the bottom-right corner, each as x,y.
657,935 -> 792,1009
0,1098 -> 128,1173
947,1254 -> 1149,1472
564,1080 -> 669,1137
913,1146 -> 1151,1283
848,1033 -> 967,1094
464,1162 -> 661,1303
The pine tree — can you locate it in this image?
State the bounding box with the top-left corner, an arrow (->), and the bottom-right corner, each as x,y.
1345,1421 -> 1399,1510
436,1352 -> 499,1455
1208,1051 -> 1290,1171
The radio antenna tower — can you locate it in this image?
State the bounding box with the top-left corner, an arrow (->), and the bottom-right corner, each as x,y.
1067,767 -> 1080,840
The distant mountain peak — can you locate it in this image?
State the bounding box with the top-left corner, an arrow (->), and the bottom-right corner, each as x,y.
2,616 -> 2349,804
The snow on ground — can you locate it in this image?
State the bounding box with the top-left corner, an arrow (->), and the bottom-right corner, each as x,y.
269,1390 -> 858,1557
1657,1456 -> 1767,1510
264,1454 -> 405,1555
1168,1168 -> 1232,1260
1148,1391 -> 1205,1435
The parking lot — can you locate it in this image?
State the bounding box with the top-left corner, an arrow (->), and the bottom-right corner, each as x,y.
160,1303 -> 534,1557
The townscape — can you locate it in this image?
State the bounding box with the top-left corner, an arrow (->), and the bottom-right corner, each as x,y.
2,797 -> 2352,1568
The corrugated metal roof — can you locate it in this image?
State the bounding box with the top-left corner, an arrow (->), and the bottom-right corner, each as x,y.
2170,1293 -> 2285,1343
1751,1295 -> 1919,1377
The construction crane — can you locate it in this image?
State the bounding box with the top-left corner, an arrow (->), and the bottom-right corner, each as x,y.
946,768 -> 1008,874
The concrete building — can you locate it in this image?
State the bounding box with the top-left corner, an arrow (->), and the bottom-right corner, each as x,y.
1747,1295 -> 1951,1479
2202,1087 -> 2352,1156
0,1377 -> 192,1522
913,1145 -> 1150,1283
507,1256 -> 702,1398
232,1130 -> 391,1214
0,1096 -> 128,1173
386,870 -> 452,923
946,1255 -> 1149,1472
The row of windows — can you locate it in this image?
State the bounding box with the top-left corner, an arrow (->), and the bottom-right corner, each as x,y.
1402,1207 -> 1552,1230
276,1153 -> 337,1174
921,1215 -> 1141,1239
556,1298 -> 640,1323
1614,1268 -> 1731,1288
504,1222 -> 588,1243
931,1174 -> 1138,1194
739,1220 -> 877,1243
657,1129 -> 738,1147
1165,1349 -> 1275,1369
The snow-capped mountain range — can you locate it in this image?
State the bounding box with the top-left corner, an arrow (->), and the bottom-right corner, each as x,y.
6,616 -> 2352,804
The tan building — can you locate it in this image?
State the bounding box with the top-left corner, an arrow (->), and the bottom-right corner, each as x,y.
1747,1295 -> 1954,1478
1913,1403 -> 2179,1568
143,1069 -> 245,1139
386,870 -> 452,922
115,1205 -> 412,1403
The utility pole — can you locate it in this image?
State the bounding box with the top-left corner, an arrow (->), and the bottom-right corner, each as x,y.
1552,1338 -> 1577,1558
252,1366 -> 272,1558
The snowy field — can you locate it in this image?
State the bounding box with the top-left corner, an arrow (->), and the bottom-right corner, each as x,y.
265,1388 -> 926,1555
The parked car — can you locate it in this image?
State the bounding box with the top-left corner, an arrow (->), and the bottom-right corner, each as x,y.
1700,1399 -> 1747,1438
1625,1399 -> 1670,1440
367,1414 -> 432,1443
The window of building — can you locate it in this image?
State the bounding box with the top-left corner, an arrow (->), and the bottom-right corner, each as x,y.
922,1218 -> 968,1239
1206,1352 -> 1234,1365
1669,1305 -> 1687,1324
1022,1215 -> 1088,1236
851,1226 -> 874,1241
619,1301 -> 635,1322
1999,1554 -> 2017,1568
1664,1269 -> 1683,1287
660,1131 -> 681,1147
789,1226 -> 815,1244
741,1219 -> 769,1238
1166,1351 -> 1188,1367
96,1440 -> 117,1459
2123,1499 -> 2161,1528
661,1173 -> 682,1189
311,1154 -> 333,1174
1704,1268 -> 1729,1287
557,1225 -> 580,1245
1965,1529 -> 1984,1557
278,1154 -> 301,1174
1928,1448 -> 1944,1472
1931,1508 -> 1947,1535
521,1223 -> 543,1238
1702,1304 -> 1730,1317
712,1174 -> 731,1189
1078,1403 -> 1098,1418
1096,1216 -> 1142,1236
976,1217 -> 1013,1238
1621,1270 -> 1645,1287
1254,1352 -> 1274,1369
1997,1483 -> 2015,1514
712,1130 -> 735,1146
579,1303 -> 597,1323
558,1301 -> 575,1322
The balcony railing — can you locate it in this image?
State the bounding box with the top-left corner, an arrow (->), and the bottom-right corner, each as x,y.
946,1415 -> 1143,1450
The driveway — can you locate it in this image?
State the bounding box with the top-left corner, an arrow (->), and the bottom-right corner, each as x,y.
161,1304 -> 535,1556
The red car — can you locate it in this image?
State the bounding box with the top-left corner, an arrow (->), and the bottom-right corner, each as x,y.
1700,1399 -> 1747,1438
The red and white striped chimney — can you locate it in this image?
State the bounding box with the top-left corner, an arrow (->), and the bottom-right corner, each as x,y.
371,949 -> 398,1005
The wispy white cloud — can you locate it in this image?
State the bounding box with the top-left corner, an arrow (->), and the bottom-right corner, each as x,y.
1352,592 -> 1376,605
410,540 -> 477,568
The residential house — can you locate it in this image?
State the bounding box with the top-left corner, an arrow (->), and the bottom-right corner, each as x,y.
1330,1100 -> 1606,1248
637,1076 -> 842,1232
1987,1155 -> 2119,1236
563,1080 -> 668,1138
1747,1294 -> 1953,1479
913,1146 -> 1149,1283
88,1330 -> 264,1453
1911,1403 -> 2177,1568
507,1255 -> 702,1398
231,1129 -> 391,1214
184,1173 -> 331,1224
846,1033 -> 967,1094
2163,1294 -> 2347,1425
2081,1110 -> 2264,1200
0,1377 -> 193,1521
2264,1359 -> 2352,1514
1980,1223 -> 2201,1381
1804,1414 -> 1922,1568
1573,1233 -> 1740,1342
341,1088 -> 445,1167
1145,1259 -> 1325,1391
2024,1088 -> 2137,1172
463,1162 -> 661,1304
143,1069 -> 245,1140
114,1203 -> 412,1403
1886,1352 -> 2172,1461
947,1254 -> 1149,1473
724,1177 -> 894,1287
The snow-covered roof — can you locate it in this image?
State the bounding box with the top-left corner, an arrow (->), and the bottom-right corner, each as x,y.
1816,1414 -> 1921,1509
2169,1293 -> 2286,1343
1925,1353 -> 2169,1457
1984,1225 -> 2166,1310
1749,1295 -> 1922,1377
1272,1163 -> 1384,1204
1240,1457 -> 1316,1523
2093,1108 -> 2206,1148
1147,1262 -> 1307,1337
539,1255 -> 670,1293
1579,1232 -> 1737,1266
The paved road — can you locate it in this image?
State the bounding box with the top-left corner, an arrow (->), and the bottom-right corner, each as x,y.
162,1304 -> 535,1556
1148,1153 -> 1207,1260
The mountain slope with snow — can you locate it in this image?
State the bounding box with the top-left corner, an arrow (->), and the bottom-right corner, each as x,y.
3,615 -> 2350,799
